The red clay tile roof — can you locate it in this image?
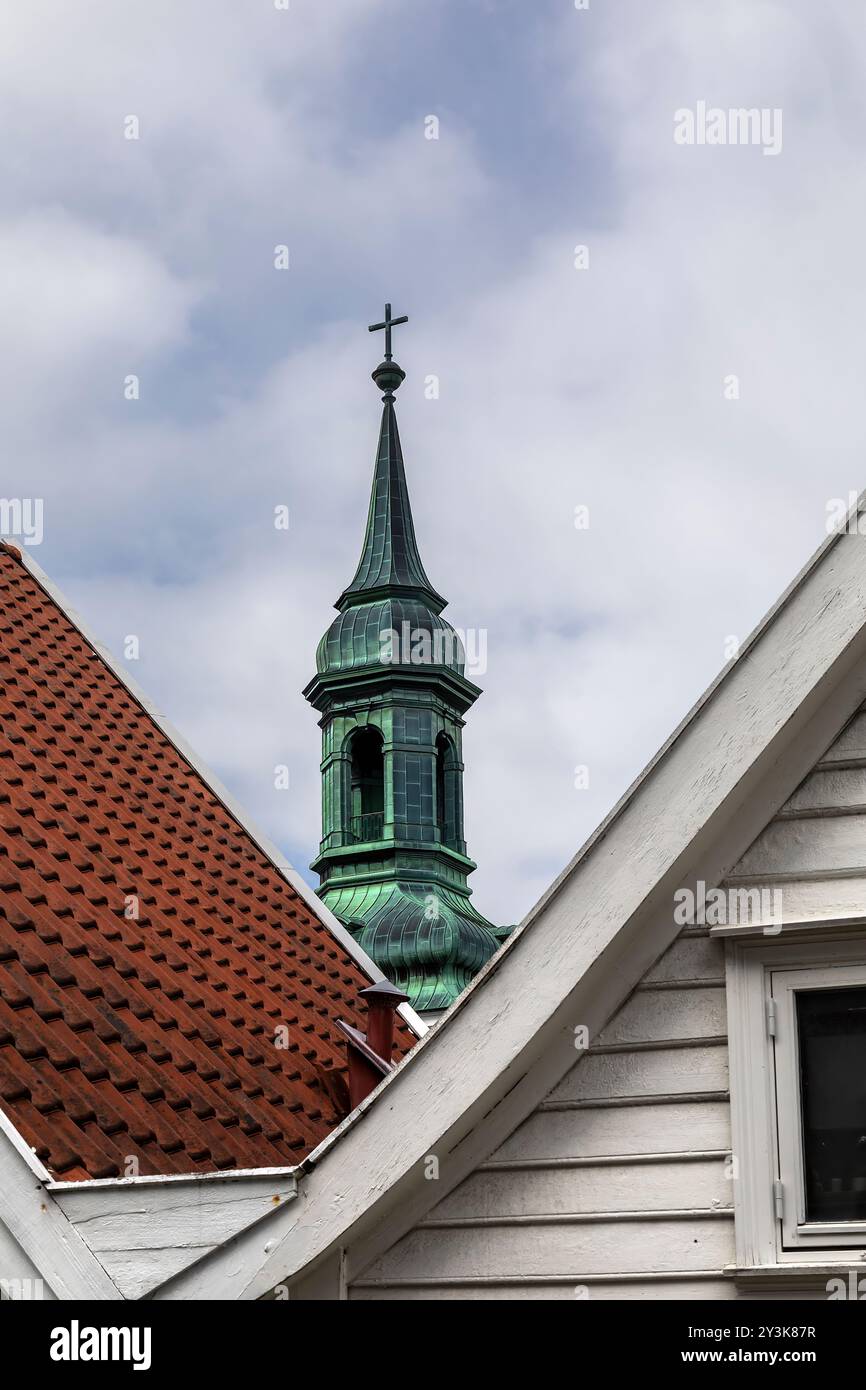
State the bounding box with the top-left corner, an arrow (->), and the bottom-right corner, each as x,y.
0,544 -> 415,1181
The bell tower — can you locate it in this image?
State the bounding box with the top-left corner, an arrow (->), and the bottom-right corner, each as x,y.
303,306 -> 508,1014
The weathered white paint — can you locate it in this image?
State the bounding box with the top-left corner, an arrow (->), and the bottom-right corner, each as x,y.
358,1217 -> 735,1282
732,816 -> 866,878
0,1109 -> 120,1300
54,1174 -> 298,1300
0,1217 -> 57,1300
550,1043 -> 729,1100
644,934 -> 726,983
725,699 -> 866,886
815,710 -> 866,763
711,883 -> 866,934
430,1158 -> 731,1219
593,986 -> 727,1048
353,686 -> 866,1299
494,1099 -> 731,1162
354,928 -> 735,1296
350,1277 -> 739,1300
780,766 -> 866,814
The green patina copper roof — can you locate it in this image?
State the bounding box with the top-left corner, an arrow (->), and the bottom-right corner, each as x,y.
338,393 -> 446,614
317,596 -> 466,677
320,882 -> 505,1014
304,308 -> 512,1015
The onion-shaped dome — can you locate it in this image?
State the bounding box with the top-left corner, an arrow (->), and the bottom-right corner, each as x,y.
316,597 -> 465,677
325,882 -> 501,1014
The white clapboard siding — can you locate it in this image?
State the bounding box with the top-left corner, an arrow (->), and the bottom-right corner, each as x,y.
433,1159 -> 731,1220
352,925 -> 735,1298
592,985 -> 726,1048
350,1277 -> 739,1300
351,704 -> 866,1301
358,1217 -> 735,1282
721,700 -> 866,934
734,875 -> 866,923
731,817 -> 866,879
781,768 -> 866,815
493,1101 -> 730,1163
815,709 -> 866,764
644,934 -> 726,984
548,1042 -> 729,1102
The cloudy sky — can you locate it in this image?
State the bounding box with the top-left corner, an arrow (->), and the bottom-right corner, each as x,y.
3,0 -> 865,927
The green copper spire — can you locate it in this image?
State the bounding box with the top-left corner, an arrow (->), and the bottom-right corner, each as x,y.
303,306 -> 510,1015
338,353 -> 446,613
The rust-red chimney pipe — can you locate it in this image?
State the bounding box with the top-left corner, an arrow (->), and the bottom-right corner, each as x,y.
359,979 -> 408,1063
336,978 -> 410,1110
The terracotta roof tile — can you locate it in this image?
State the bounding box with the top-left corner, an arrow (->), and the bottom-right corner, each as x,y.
0,546 -> 415,1180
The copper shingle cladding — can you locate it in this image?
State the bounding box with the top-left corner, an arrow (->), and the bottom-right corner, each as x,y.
0,545 -> 413,1181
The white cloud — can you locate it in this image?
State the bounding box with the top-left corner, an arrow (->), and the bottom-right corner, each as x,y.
11,1 -> 866,930
0,211 -> 197,375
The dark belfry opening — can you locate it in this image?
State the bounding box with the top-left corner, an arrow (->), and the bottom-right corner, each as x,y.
436,732 -> 460,849
348,727 -> 384,842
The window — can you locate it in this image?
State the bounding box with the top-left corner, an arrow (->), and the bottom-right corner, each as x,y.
771,965 -> 866,1249
347,727 -> 384,843
435,733 -> 461,850
798,988 -> 866,1224
726,936 -> 866,1269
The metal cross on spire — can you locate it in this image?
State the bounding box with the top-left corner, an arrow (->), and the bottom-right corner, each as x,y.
368,302 -> 408,362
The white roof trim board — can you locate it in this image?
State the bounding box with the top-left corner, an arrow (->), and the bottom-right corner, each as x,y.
0,1106 -> 123,1299
152,501 -> 866,1299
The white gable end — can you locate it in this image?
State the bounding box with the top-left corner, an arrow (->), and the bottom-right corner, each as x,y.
351,927 -> 734,1300
349,693 -> 866,1301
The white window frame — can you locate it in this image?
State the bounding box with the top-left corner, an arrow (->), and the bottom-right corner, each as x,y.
772,961 -> 866,1250
726,933 -> 866,1269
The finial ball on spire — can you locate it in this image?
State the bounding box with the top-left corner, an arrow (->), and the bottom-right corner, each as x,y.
371,359 -> 406,398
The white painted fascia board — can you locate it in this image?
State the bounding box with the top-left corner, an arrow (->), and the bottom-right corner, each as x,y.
46,1166 -> 301,1194
3,542 -> 425,1040
711,914 -> 866,939
156,517 -> 866,1300
0,1107 -> 122,1300
0,1099 -> 51,1180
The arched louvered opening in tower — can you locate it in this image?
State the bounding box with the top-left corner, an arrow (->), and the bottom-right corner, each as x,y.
436,731 -> 462,851
347,726 -> 385,843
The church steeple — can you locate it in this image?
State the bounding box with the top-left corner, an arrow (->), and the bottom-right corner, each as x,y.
338,336 -> 445,613
303,306 -> 509,1016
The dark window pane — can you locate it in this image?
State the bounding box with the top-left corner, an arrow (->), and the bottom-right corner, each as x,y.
796,986 -> 866,1223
